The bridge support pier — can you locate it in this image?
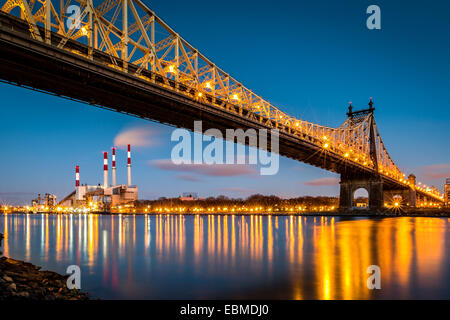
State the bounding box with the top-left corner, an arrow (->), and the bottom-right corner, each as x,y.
383,189 -> 416,207
408,174 -> 417,207
383,174 -> 417,208
339,176 -> 384,212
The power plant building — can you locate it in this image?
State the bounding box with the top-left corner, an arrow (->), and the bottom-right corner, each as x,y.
59,144 -> 138,210
32,193 -> 57,208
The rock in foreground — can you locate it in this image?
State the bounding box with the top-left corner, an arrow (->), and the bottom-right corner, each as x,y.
0,256 -> 90,300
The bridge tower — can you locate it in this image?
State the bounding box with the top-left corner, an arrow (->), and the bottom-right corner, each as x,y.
407,174 -> 417,207
339,100 -> 421,212
339,99 -> 384,211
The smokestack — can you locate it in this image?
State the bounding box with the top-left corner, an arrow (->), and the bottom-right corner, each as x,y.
112,147 -> 116,186
127,144 -> 132,187
75,165 -> 80,187
103,152 -> 108,189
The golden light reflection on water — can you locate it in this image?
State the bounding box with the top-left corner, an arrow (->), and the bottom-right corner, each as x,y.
0,214 -> 449,299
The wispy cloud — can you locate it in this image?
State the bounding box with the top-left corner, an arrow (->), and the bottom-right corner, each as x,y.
420,164 -> 450,171
304,177 -> 339,186
417,163 -> 450,180
422,172 -> 450,180
151,159 -> 257,177
114,125 -> 160,148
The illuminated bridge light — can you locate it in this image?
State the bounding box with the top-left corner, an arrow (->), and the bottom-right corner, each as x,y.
167,65 -> 176,73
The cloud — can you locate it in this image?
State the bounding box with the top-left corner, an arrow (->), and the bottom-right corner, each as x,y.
304,177 -> 339,186
422,172 -> 450,180
419,164 -> 450,171
176,174 -> 202,182
114,126 -> 160,148
417,163 -> 450,180
151,159 -> 257,177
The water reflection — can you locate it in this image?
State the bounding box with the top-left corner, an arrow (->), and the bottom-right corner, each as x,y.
0,214 -> 449,299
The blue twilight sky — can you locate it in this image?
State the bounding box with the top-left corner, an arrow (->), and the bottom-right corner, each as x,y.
1,0 -> 449,205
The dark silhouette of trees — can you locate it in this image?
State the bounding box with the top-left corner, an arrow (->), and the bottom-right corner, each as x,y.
135,194 -> 339,212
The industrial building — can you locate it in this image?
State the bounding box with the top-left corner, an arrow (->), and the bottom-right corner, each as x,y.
31,193 -> 57,208
179,192 -> 199,201
59,145 -> 138,211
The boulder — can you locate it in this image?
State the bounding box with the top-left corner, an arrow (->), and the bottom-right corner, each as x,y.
3,275 -> 13,282
7,283 -> 16,291
0,255 -> 90,300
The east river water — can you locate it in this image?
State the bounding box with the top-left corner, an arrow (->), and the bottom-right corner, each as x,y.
1,213 -> 450,299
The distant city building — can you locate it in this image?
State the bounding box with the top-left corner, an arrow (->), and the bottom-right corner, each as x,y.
45,193 -> 57,207
31,193 -> 57,207
31,194 -> 41,207
180,192 -> 199,201
183,192 -> 198,198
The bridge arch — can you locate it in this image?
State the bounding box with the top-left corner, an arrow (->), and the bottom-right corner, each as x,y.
339,177 -> 384,211
353,187 -> 369,209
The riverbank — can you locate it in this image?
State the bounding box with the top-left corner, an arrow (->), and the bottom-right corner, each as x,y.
0,233 -> 90,300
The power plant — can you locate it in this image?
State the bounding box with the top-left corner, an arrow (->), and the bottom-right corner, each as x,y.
31,193 -> 57,208
59,144 -> 138,211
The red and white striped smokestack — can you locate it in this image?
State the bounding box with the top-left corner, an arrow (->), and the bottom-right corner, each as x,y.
75,166 -> 80,187
103,152 -> 108,189
127,144 -> 132,187
112,147 -> 116,186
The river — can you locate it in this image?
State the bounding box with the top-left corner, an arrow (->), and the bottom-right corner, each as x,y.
1,213 -> 449,299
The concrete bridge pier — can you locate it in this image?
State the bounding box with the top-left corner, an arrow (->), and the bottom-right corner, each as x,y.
408,174 -> 417,207
339,175 -> 384,211
383,189 -> 416,207
384,174 -> 417,208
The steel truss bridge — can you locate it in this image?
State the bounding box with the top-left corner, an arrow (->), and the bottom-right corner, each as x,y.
0,0 -> 444,210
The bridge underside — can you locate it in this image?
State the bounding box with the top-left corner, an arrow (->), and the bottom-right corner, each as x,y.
0,13 -> 392,176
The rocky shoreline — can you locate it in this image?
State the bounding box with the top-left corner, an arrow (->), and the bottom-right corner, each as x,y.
0,232 -> 90,300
